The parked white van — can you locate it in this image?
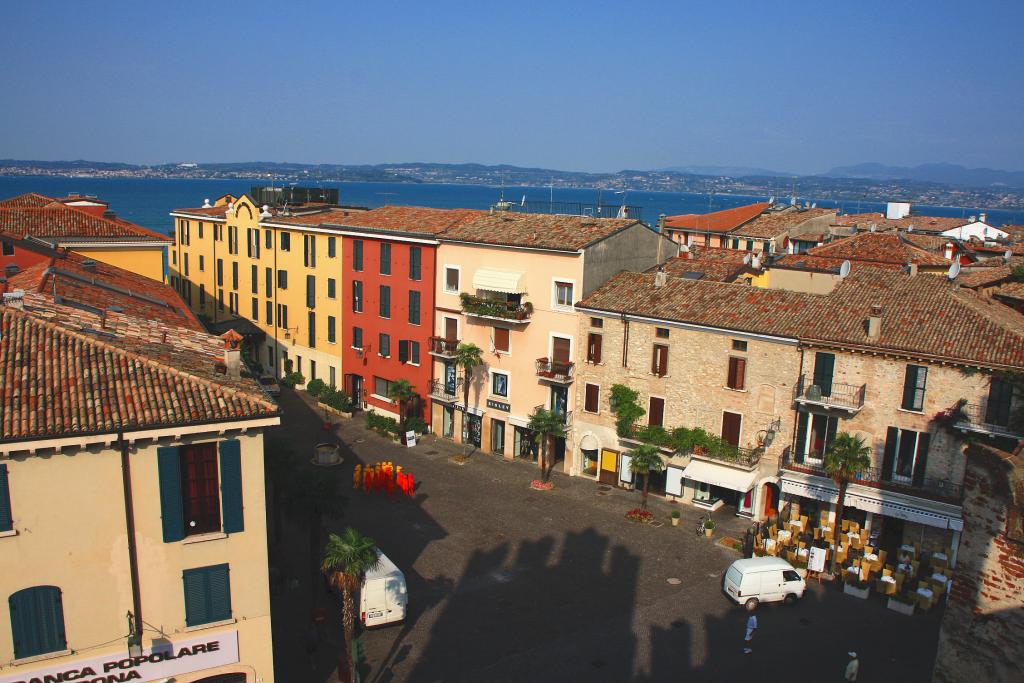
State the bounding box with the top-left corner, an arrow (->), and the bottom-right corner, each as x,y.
723,557 -> 806,611
360,550 -> 408,627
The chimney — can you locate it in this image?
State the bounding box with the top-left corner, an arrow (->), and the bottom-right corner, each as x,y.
654,266 -> 667,288
81,259 -> 97,272
220,328 -> 244,378
866,304 -> 882,340
979,212 -> 987,224
4,264 -> 18,276
3,289 -> 25,310
906,262 -> 918,277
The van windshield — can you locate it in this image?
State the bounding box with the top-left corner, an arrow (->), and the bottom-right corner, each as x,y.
783,570 -> 801,582
726,567 -> 742,586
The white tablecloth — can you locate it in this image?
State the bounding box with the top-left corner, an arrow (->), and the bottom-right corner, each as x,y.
765,539 -> 777,552
900,544 -> 916,555
917,587 -> 934,599
931,573 -> 948,586
863,552 -> 878,562
797,547 -> 809,557
881,575 -> 896,584
777,530 -> 792,543
932,552 -> 948,562
790,519 -> 805,530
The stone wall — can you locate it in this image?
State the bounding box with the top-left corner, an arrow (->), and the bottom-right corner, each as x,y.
933,444 -> 1024,683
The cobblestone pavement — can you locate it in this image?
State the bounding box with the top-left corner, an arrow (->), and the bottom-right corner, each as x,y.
268,389 -> 942,683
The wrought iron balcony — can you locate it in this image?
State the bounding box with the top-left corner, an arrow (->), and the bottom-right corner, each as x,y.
428,378 -> 462,404
535,358 -> 575,383
429,336 -> 459,358
951,401 -> 1022,439
685,444 -> 764,470
459,293 -> 532,323
781,452 -> 963,503
793,374 -> 866,413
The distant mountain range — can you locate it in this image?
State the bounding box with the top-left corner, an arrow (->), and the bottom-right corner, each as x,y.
659,164 -> 795,178
823,162 -> 1024,189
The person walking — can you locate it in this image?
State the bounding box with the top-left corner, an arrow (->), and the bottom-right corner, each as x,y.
844,652 -> 859,681
743,610 -> 758,654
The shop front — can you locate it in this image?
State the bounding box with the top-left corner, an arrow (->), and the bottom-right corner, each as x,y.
679,457 -> 759,516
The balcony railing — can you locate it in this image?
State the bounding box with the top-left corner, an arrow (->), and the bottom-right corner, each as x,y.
685,444 -> 764,470
535,358 -> 575,383
429,336 -> 460,357
793,374 -> 866,413
952,401 -> 1022,439
459,293 -> 532,323
428,378 -> 462,403
781,452 -> 963,503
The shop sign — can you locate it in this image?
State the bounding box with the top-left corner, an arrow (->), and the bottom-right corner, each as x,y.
486,399 -> 511,412
807,546 -> 827,573
1,631 -> 239,683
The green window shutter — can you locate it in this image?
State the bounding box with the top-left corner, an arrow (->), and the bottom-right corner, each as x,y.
794,413 -> 808,464
912,432 -> 930,488
10,586 -> 66,659
307,275 -> 316,309
813,352 -> 835,397
901,366 -> 918,410
158,447 -> 184,542
219,440 -> 244,534
183,565 -> 232,627
881,427 -> 899,481
208,564 -> 233,622
0,463 -> 12,532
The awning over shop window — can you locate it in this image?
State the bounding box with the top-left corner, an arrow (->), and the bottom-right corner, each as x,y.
682,459 -> 757,493
472,268 -> 526,294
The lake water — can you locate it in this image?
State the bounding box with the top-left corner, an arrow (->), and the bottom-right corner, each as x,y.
2,175 -> 1021,234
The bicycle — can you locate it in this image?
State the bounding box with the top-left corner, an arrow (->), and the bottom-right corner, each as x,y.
696,512 -> 712,537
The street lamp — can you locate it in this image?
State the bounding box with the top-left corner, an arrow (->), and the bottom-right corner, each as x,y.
126,612 -> 143,658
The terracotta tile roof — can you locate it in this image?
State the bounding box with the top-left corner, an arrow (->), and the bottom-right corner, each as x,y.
5,250 -> 202,329
658,246 -> 753,282
0,193 -> 56,208
902,233 -> 951,252
578,268 -> 1024,370
729,207 -> 836,239
772,254 -> 904,273
663,202 -> 769,233
0,306 -> 277,442
325,205 -> 488,235
807,232 -> 950,267
441,212 -> 639,251
0,202 -> 171,243
832,213 -> 968,234
957,257 -> 1024,289
993,282 -> 1024,302
171,204 -> 231,219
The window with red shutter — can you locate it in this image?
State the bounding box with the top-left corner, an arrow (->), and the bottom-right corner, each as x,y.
649,397 -> 665,427
588,333 -> 602,363
585,383 -> 600,413
652,344 -> 669,377
727,357 -> 746,390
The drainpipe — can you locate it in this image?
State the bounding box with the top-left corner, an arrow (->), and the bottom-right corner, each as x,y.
620,312 -> 629,368
118,430 -> 144,637
273,226 -> 279,378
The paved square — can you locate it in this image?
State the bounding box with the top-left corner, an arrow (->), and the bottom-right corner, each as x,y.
270,391 -> 942,682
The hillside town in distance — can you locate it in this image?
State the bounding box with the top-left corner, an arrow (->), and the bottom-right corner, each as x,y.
0,182 -> 1022,683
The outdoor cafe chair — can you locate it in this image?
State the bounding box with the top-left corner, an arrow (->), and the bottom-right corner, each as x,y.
842,519 -> 851,532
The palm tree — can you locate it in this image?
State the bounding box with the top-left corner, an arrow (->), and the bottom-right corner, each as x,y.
453,342 -> 484,445
824,432 -> 872,574
388,378 -> 418,440
628,443 -> 666,510
528,407 -> 566,481
322,529 -> 380,683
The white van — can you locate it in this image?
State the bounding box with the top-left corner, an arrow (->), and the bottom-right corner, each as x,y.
723,557 -> 806,611
360,550 -> 408,627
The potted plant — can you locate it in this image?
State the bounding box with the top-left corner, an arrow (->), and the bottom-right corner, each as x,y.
703,519 -> 716,537
843,576 -> 870,600
671,510 -> 681,527
887,591 -> 916,616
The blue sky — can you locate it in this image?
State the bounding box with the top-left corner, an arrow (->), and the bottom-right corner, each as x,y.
1,1 -> 1022,174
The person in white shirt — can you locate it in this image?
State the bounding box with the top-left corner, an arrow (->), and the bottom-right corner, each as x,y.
845,651 -> 859,681
743,612 -> 758,654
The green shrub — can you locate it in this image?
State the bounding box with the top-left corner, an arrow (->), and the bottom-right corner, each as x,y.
634,424 -> 671,446
306,378 -> 327,397
366,410 -> 399,436
320,387 -> 353,412
610,384 -> 646,437
405,416 -> 427,434
280,371 -> 305,388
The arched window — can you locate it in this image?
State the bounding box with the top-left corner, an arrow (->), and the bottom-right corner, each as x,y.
9,586 -> 66,659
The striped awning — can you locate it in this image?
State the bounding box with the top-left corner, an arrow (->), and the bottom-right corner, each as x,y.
472,268 -> 526,294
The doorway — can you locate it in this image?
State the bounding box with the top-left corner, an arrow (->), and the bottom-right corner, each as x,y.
491,418 -> 506,455
599,448 -> 619,485
550,385 -> 568,416
763,482 -> 779,518
442,406 -> 454,439
348,375 -> 363,410
722,411 -> 742,446
464,413 -> 482,448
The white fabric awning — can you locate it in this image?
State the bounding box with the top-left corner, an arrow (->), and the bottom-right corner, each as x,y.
473,267 -> 526,294
682,459 -> 757,493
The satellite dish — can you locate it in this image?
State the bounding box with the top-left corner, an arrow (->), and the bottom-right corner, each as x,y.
743,253 -> 751,264
869,223 -> 876,232
680,243 -> 690,253
947,261 -> 961,280
907,224 -> 914,232
839,260 -> 851,278
1004,249 -> 1013,262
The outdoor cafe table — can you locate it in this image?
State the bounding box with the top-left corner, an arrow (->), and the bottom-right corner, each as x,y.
765,539 -> 777,553
776,530 -> 793,544
917,587 -> 934,599
789,519 -> 805,531
881,575 -> 897,584
897,562 -> 913,574
900,543 -> 917,556
796,547 -> 809,558
932,552 -> 949,563
931,573 -> 949,587
863,552 -> 879,563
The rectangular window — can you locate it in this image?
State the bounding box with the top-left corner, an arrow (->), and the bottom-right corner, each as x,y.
584,383 -> 600,413
327,278 -> 337,299
198,254 -> 205,272
198,222 -> 204,239
265,230 -> 272,250
410,340 -> 420,365
327,236 -> 336,258
655,327 -> 670,339
199,284 -> 206,307
306,274 -> 316,309
494,327 -> 510,353
986,377 -> 1015,427
491,371 -> 509,397
277,304 -> 288,329
327,316 -> 336,343
250,265 -> 258,293
812,351 -> 835,397
491,419 -> 506,454
652,344 -> 669,377
214,224 -> 222,242
265,267 -> 272,296
732,339 -> 748,352
0,463 -> 12,532
352,240 -> 363,271
408,290 -> 421,324
379,333 -> 391,357
721,411 -> 741,446
231,262 -> 238,290
590,317 -> 603,328
308,311 -> 316,348
277,269 -> 288,290
398,340 -> 409,364
380,242 -> 391,275
303,234 -> 316,268
310,360 -> 317,381
901,365 -> 928,412
648,396 -> 665,427
182,564 -> 232,627
587,333 -> 603,363
247,228 -> 260,258
217,289 -> 224,311
172,251 -> 177,266
280,232 -> 291,251
330,366 -> 336,387
352,280 -> 363,312
554,281 -> 574,308
374,377 -> 392,398
445,266 -> 459,293
8,586 -> 66,658
795,411 -> 838,463
228,292 -> 238,315
379,285 -> 391,318
1,242 -> 13,257
251,297 -> 258,320
180,443 -> 220,535
352,326 -> 363,349
882,427 -> 931,486
216,259 -> 223,286
409,246 -> 422,280
265,300 -> 273,325
184,252 -> 190,277
727,357 -> 746,390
